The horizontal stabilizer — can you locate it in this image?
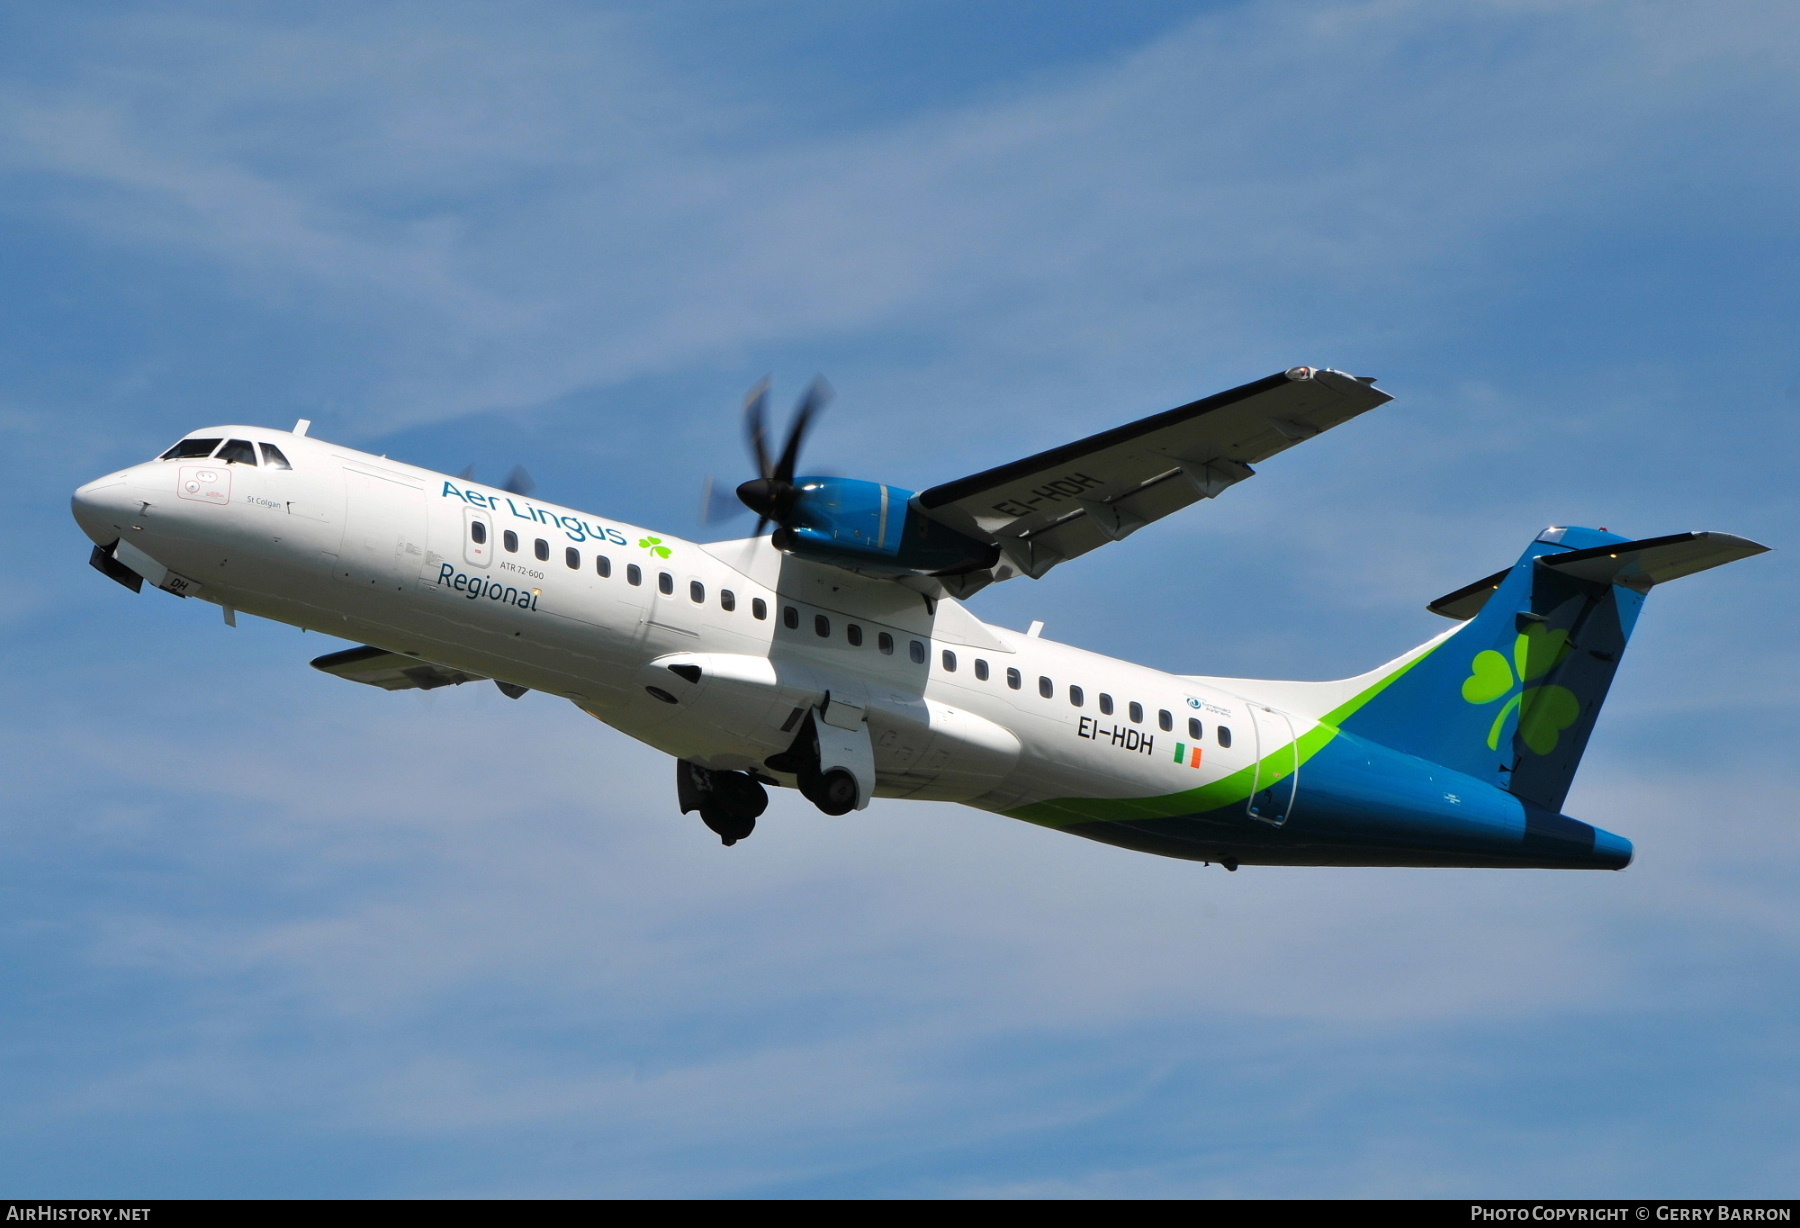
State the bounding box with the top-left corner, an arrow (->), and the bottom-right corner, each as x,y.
1538,531 -> 1769,591
1427,567 -> 1510,621
1429,531 -> 1769,620
311,645 -> 484,691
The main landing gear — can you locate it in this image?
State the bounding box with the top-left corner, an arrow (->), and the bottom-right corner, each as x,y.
678,705 -> 873,846
676,760 -> 770,846
764,709 -> 864,817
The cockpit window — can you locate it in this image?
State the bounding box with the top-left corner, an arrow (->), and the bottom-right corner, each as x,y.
216,439 -> 258,465
161,438 -> 222,460
259,443 -> 292,470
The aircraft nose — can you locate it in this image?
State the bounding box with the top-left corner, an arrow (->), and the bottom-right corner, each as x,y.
71,473 -> 139,544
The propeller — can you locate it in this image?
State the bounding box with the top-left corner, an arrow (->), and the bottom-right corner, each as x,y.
700,474 -> 748,526
735,376 -> 831,537
456,464 -> 536,497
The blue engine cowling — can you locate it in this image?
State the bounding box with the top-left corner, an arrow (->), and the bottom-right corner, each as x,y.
776,476 -> 999,576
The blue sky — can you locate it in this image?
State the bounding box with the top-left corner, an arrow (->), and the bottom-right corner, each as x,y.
2,0 -> 1796,1198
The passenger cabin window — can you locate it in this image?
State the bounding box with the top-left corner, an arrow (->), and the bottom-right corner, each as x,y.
1128,701 -> 1144,724
503,530 -> 519,553
1188,717 -> 1203,740
974,659 -> 990,681
1069,685 -> 1084,707
878,632 -> 894,655
566,547 -> 580,570
1218,726 -> 1232,748
658,572 -> 674,595
691,580 -> 705,604
626,564 -> 642,585
909,640 -> 926,664
721,589 -> 736,612
1038,676 -> 1054,699
815,614 -> 830,638
752,598 -> 767,620
847,624 -> 863,647
942,650 -> 957,672
470,522 -> 488,545
1158,710 -> 1173,732
1006,667 -> 1022,690
534,539 -> 550,562
217,439 -> 258,465
161,438 -> 221,460
596,555 -> 611,578
1099,694 -> 1114,716
783,606 -> 799,629
259,443 -> 292,470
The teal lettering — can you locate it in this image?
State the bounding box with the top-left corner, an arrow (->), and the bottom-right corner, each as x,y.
506,498 -> 534,521
560,515 -> 587,542
442,481 -> 470,503
437,562 -> 456,584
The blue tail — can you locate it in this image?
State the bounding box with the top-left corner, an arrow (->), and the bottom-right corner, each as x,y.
1345,526 -> 1766,811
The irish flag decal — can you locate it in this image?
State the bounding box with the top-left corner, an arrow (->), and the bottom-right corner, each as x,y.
1172,742 -> 1203,768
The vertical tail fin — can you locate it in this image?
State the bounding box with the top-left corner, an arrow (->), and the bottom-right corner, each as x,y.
1343,527 -> 1768,811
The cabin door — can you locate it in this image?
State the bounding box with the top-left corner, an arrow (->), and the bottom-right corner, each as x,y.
336,469 -> 429,592
1246,703 -> 1299,827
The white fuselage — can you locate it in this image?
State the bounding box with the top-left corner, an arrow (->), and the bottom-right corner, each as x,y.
72,425 -> 1329,822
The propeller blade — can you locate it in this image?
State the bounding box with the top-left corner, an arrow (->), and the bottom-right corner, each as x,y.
773,376 -> 831,485
502,465 -> 536,497
701,475 -> 751,525
743,378 -> 773,481
456,464 -> 476,481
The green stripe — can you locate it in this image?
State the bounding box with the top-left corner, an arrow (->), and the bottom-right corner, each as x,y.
1005,643 -> 1440,830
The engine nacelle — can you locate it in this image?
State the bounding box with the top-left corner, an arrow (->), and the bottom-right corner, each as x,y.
775,476 -> 998,577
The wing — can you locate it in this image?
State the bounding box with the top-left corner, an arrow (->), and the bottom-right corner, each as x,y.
914,367 -> 1390,590
311,645 -> 486,691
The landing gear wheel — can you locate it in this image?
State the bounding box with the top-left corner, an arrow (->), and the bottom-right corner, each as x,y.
700,803 -> 756,846
678,761 -> 771,846
710,770 -> 769,820
806,768 -> 859,817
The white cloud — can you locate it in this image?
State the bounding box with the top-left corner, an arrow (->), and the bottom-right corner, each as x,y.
4,0 -> 1799,437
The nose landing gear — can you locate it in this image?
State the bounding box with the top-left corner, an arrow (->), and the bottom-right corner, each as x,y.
676,760 -> 770,846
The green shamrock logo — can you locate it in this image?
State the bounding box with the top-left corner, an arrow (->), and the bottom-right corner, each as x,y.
1460,624 -> 1581,754
638,535 -> 672,559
